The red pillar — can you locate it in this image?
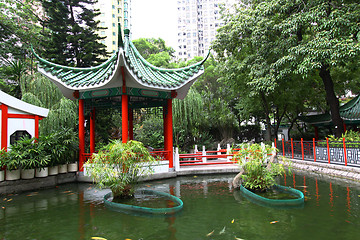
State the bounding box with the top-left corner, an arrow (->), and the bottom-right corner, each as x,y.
90,108 -> 95,154
129,108 -> 134,140
164,99 -> 173,168
121,66 -> 129,143
1,104 -> 8,151
79,99 -> 85,172
122,95 -> 129,143
34,115 -> 39,139
163,109 -> 167,150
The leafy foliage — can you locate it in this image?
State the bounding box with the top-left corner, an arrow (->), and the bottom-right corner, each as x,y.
233,143 -> 288,191
213,0 -> 360,139
85,140 -> 157,199
40,0 -> 108,67
38,128 -> 78,165
0,128 -> 77,170
134,116 -> 164,149
8,137 -> 49,170
20,73 -> 77,135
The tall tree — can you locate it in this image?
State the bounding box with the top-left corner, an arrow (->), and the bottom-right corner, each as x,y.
214,0 -> 360,138
0,0 -> 45,97
132,37 -> 176,68
41,0 -> 108,67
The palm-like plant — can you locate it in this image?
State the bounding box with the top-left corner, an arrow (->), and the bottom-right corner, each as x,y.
9,137 -> 49,170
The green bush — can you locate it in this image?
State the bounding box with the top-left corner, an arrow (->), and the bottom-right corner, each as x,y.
38,128 -> 78,165
318,130 -> 360,148
0,128 -> 77,170
85,140 -> 157,199
233,143 -> 288,191
134,116 -> 164,149
11,137 -> 49,169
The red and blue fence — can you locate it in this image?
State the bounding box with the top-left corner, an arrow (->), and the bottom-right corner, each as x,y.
275,138 -> 360,167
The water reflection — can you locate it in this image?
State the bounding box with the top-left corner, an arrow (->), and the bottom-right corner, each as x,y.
0,174 -> 360,240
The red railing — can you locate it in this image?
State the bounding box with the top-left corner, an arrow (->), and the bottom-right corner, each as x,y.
178,148 -> 235,166
150,150 -> 170,161
275,138 -> 360,167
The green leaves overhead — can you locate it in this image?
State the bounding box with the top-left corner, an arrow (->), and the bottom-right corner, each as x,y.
41,0 -> 108,67
213,0 -> 360,138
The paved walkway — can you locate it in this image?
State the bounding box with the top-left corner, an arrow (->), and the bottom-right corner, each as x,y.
284,158 -> 360,182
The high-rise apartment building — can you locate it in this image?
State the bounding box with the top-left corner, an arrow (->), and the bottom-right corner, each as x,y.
176,0 -> 235,60
93,0 -> 131,54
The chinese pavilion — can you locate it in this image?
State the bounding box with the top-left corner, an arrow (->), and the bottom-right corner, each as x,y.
32,27 -> 207,171
300,95 -> 360,139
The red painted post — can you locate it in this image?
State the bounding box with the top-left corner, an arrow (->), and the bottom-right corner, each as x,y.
301,138 -> 304,160
78,99 -> 85,172
274,138 -> 277,149
1,104 -> 8,151
343,137 -> 347,166
34,115 -> 39,140
313,138 -> 316,162
90,108 -> 95,154
327,138 -> 330,164
164,99 -> 173,168
163,109 -> 167,151
291,138 -> 294,159
122,95 -> 129,143
282,138 -> 285,156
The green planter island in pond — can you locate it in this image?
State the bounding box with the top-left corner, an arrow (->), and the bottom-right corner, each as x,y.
239,184 -> 304,208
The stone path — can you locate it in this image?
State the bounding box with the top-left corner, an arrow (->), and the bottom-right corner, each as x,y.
283,159 -> 360,182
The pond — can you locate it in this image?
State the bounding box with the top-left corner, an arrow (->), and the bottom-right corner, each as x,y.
1,172 -> 360,240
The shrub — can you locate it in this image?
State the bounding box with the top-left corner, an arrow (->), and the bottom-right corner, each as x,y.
85,140 -> 158,199
233,143 -> 288,191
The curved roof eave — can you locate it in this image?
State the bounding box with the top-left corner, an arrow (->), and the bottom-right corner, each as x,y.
120,51 -> 205,99
36,50 -> 125,100
32,36 -> 208,100
0,90 -> 49,117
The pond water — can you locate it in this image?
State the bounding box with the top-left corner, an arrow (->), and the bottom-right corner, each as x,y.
1,172 -> 360,240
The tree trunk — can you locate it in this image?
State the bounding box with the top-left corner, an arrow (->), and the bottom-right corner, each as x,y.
319,64 -> 344,137
260,92 -> 272,141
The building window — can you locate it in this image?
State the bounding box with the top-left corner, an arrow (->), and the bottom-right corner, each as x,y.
113,41 -> 116,45
112,5 -> 115,9
10,130 -> 31,145
101,22 -> 105,27
112,23 -> 116,27
112,14 -> 115,18
113,32 -> 116,36
101,31 -> 105,35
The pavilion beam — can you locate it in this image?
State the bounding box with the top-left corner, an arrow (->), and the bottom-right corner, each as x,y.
78,99 -> 85,172
164,99 -> 174,169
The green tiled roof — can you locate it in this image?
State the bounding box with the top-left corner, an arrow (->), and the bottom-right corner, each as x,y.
123,32 -> 206,89
32,28 -> 208,92
299,95 -> 360,126
32,48 -> 118,88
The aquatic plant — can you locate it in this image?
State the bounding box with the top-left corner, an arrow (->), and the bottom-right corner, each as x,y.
84,140 -> 157,199
233,143 -> 289,191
